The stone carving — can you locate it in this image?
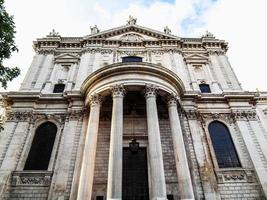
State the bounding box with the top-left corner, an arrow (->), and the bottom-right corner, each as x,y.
145,84 -> 158,98
231,110 -> 257,121
127,15 -> 137,25
167,94 -> 179,107
164,26 -> 171,34
6,111 -> 33,122
48,29 -> 59,37
110,84 -> 125,97
11,171 -> 53,186
67,109 -> 86,120
206,49 -> 225,55
216,169 -> 254,183
90,25 -> 100,34
121,33 -> 143,42
89,94 -> 102,106
203,31 -> 214,38
117,50 -> 146,56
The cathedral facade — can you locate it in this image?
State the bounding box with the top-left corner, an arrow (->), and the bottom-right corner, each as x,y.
1,17 -> 267,200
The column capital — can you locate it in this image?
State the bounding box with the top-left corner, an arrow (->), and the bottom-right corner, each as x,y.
167,94 -> 179,107
110,84 -> 125,98
145,84 -> 158,98
89,94 -> 102,106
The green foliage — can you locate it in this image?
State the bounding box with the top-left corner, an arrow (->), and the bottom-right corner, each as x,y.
0,0 -> 20,89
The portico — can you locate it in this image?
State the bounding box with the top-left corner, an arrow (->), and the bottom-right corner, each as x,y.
77,62 -> 195,200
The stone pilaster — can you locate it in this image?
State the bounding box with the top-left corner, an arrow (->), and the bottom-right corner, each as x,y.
107,85 -> 125,200
77,94 -> 101,200
145,84 -> 167,200
167,95 -> 194,200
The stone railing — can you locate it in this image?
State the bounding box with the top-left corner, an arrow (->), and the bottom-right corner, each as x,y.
11,171 -> 53,186
215,168 -> 255,184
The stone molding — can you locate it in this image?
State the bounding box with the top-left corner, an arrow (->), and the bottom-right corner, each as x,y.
11,171 -> 53,186
215,169 -> 255,183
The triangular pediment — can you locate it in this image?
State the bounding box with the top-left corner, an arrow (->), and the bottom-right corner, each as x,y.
54,53 -> 80,64
184,54 -> 209,64
83,24 -> 179,41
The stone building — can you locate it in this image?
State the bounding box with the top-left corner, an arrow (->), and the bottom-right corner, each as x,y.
0,17 -> 267,200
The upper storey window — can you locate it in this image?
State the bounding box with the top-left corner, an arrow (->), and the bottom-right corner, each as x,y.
199,84 -> 211,93
53,84 -> 65,93
122,56 -> 142,63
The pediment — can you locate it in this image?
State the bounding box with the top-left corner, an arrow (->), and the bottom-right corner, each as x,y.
184,54 -> 209,64
83,24 -> 179,41
54,53 -> 80,64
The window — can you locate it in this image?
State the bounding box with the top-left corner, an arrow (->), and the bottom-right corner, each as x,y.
199,84 -> 211,93
53,83 -> 65,93
167,194 -> 174,200
122,56 -> 142,63
208,121 -> 241,168
96,196 -> 104,200
24,122 -> 57,170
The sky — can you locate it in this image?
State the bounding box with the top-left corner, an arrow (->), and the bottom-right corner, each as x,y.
2,0 -> 267,91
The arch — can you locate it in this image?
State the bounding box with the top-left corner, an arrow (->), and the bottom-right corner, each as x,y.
24,122 -> 57,170
208,121 -> 241,168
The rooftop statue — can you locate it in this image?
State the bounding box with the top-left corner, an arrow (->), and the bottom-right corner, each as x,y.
127,15 -> 137,25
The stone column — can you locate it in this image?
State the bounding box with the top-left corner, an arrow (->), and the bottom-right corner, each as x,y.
167,95 -> 195,200
77,94 -> 101,200
107,85 -> 125,200
145,84 -> 167,200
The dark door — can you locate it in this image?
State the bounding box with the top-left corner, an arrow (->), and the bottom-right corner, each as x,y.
122,147 -> 149,200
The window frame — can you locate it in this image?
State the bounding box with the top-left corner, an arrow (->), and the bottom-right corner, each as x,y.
199,83 -> 211,93
17,119 -> 61,171
205,120 -> 242,169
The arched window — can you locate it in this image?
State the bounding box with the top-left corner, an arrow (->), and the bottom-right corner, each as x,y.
199,84 -> 211,93
208,121 -> 241,168
53,83 -> 65,93
24,122 -> 57,170
122,56 -> 142,63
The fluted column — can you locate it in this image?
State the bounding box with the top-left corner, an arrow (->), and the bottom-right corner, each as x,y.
145,84 -> 167,200
167,95 -> 195,200
77,94 -> 101,200
107,84 -> 125,200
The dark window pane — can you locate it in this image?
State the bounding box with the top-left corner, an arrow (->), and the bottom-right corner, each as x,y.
96,196 -> 104,200
24,122 -> 57,170
53,84 -> 65,93
167,194 -> 174,200
208,121 -> 241,168
199,84 -> 211,93
122,56 -> 142,63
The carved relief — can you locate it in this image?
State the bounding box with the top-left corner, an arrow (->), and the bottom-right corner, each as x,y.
145,84 -> 158,98
231,110 -> 257,121
110,84 -> 125,98
121,33 -> 143,42
216,169 -> 255,183
11,171 -> 53,186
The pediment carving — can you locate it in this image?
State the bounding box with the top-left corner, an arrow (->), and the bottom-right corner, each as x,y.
120,33 -> 144,42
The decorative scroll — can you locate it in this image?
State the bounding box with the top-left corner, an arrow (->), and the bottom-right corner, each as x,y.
89,94 -> 102,106
216,169 -> 255,183
167,94 -> 179,107
11,171 -> 53,186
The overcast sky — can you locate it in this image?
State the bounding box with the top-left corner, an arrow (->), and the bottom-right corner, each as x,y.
3,0 -> 267,91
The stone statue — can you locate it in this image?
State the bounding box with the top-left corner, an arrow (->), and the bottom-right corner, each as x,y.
127,15 -> 137,25
48,29 -> 59,37
164,26 -> 171,34
204,30 -> 214,38
90,25 -> 100,34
